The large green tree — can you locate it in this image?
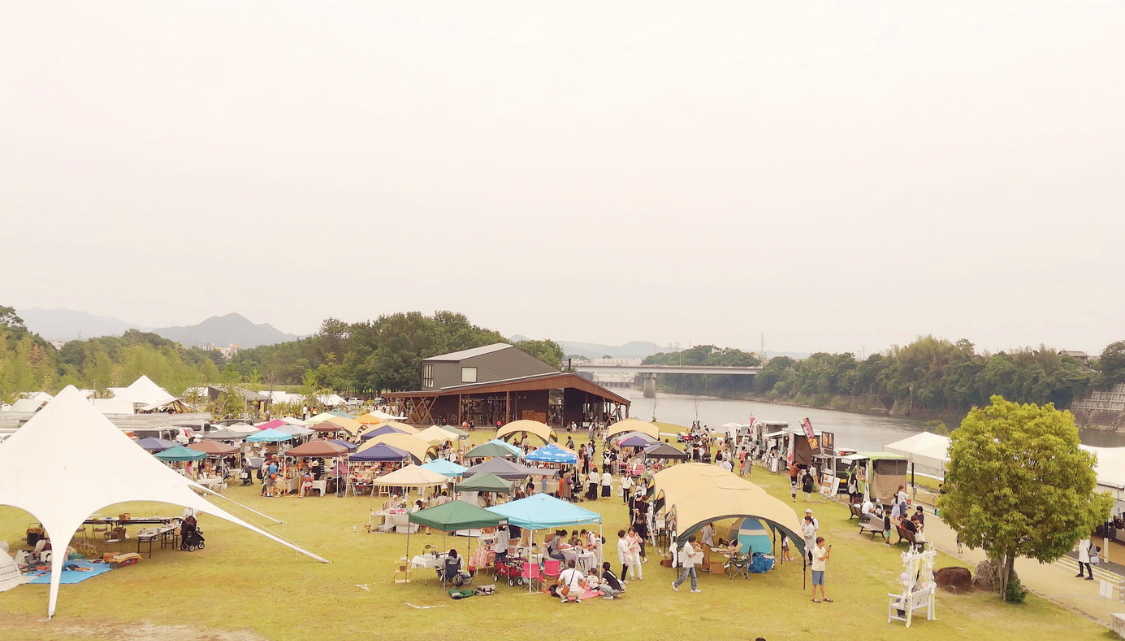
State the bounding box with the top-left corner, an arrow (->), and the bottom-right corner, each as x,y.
938,396 -> 1111,600
1096,340 -> 1125,389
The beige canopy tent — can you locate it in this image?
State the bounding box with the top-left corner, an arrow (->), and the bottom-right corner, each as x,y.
0,387 -> 327,618
497,420 -> 556,444
606,418 -> 659,440
356,432 -> 435,464
652,463 -> 805,555
416,426 -> 458,444
358,421 -> 419,436
370,465 -> 452,487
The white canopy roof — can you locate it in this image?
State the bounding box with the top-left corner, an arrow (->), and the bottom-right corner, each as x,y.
883,431 -> 951,472
0,387 -> 327,617
1080,445 -> 1125,495
90,398 -> 135,415
109,375 -> 180,408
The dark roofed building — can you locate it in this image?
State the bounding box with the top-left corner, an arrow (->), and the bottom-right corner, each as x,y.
388,343 -> 629,428
421,343 -> 556,390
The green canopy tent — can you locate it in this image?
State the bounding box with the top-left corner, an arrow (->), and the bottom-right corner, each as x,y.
465,442 -> 518,460
440,425 -> 470,439
154,445 -> 207,462
406,500 -> 508,584
455,472 -> 514,495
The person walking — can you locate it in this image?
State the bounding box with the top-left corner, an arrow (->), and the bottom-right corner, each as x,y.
600,468 -> 613,499
671,535 -> 702,593
801,468 -> 816,502
625,527 -> 644,580
811,536 -> 832,603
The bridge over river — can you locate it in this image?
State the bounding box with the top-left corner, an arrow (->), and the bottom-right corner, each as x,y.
572,363 -> 760,397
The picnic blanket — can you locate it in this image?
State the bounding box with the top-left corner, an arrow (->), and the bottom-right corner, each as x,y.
28,560 -> 113,585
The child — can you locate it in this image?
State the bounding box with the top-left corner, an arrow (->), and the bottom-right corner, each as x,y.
781,533 -> 792,562
955,532 -> 963,554
790,478 -> 798,503
301,470 -> 313,498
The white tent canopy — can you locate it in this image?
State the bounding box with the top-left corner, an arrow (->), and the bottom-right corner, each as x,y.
108,375 -> 180,408
0,386 -> 328,617
884,432 -> 951,473
1080,445 -> 1125,511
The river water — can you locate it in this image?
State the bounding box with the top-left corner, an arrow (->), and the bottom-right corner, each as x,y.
623,390 -> 1125,450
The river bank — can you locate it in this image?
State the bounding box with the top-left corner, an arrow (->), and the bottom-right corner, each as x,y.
629,389 -> 1125,449
652,386 -> 1125,433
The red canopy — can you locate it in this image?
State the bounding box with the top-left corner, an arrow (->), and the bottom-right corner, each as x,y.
186,441 -> 239,456
285,440 -> 349,458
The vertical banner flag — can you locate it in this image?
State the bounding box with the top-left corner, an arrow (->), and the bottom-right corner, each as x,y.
801,418 -> 820,452
748,414 -> 759,443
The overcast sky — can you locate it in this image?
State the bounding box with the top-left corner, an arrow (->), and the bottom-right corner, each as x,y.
3,2 -> 1123,356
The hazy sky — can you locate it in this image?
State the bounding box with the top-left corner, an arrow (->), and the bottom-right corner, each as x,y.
3,2 -> 1123,356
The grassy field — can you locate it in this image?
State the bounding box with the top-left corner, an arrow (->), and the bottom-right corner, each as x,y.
0,431 -> 1115,641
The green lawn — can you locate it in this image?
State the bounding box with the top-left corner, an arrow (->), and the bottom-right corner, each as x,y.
0,431 -> 1114,641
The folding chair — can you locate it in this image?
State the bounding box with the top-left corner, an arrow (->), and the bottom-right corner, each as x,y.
520,561 -> 542,591
542,559 -> 562,583
393,557 -> 412,584
726,552 -> 752,580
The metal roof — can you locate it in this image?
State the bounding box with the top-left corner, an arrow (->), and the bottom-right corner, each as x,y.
422,342 -> 513,362
386,371 -> 630,406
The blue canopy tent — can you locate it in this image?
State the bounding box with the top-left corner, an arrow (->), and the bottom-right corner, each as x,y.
136,437 -> 177,452
154,444 -> 206,462
421,459 -> 468,478
360,425 -> 406,441
350,443 -> 410,462
488,494 -> 603,592
619,435 -> 654,448
523,443 -> 577,465
329,439 -> 358,451
247,428 -> 293,443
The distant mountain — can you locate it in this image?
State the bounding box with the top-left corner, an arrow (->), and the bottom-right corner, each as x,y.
152,313 -> 298,348
557,340 -> 672,360
19,308 -> 146,341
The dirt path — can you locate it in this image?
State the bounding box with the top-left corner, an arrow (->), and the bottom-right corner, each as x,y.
0,613 -> 268,641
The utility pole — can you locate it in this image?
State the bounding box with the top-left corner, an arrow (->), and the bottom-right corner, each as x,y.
760,332 -> 766,363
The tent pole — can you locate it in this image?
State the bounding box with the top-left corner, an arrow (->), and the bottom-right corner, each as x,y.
195,485 -> 284,524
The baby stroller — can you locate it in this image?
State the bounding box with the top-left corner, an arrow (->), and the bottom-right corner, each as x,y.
179,515 -> 206,552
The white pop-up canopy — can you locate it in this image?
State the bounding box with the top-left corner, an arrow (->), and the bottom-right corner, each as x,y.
884,432 -> 951,473
0,386 -> 328,617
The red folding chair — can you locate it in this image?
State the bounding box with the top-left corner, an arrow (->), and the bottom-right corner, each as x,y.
520,561 -> 542,591
542,559 -> 562,583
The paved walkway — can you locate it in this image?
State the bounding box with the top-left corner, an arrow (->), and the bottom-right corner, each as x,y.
924,513 -> 1125,625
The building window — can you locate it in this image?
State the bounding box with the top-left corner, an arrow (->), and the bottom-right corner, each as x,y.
423,364 -> 434,388
461,367 -> 477,383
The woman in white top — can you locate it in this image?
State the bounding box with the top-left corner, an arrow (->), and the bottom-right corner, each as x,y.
620,475 -> 633,505
600,470 -> 613,498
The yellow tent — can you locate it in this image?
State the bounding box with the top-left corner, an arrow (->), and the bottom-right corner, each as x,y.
357,433 -> 435,464
497,420 -> 556,444
305,412 -> 339,425
606,418 -> 660,440
355,413 -> 384,425
416,426 -> 457,444
653,463 -> 805,553
320,416 -> 363,435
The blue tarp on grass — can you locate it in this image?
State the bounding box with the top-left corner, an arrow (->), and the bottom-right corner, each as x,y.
28,560 -> 113,585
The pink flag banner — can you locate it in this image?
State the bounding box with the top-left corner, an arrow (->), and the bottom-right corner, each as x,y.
801,417 -> 820,451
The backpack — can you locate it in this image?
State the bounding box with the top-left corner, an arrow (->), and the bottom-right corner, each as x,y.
256,467 -> 264,480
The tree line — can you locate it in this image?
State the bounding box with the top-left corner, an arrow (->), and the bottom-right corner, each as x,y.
647,335 -> 1118,416
0,306 -> 564,402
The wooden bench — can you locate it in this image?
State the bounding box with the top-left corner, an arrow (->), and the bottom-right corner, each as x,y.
859,517 -> 885,541
895,525 -> 920,546
848,503 -> 864,520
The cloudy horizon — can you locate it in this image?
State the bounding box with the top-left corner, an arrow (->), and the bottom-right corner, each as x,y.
3,2 -> 1123,357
